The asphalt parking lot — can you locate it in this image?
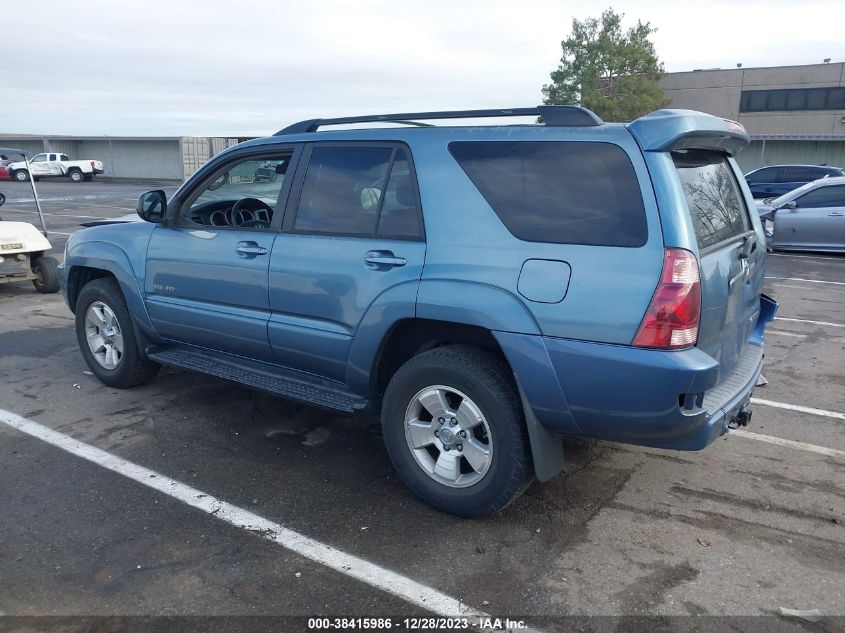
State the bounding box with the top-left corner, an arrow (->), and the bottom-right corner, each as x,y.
0,181 -> 843,630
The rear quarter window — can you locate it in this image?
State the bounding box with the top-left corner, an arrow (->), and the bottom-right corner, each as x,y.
448,141 -> 648,247
672,149 -> 750,250
746,167 -> 778,183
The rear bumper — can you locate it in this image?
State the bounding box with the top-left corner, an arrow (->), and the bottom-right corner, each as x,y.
496,294 -> 778,451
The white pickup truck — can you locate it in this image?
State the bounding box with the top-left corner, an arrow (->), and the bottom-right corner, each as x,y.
9,152 -> 104,183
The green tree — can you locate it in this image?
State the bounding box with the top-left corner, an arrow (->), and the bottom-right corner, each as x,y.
542,8 -> 667,121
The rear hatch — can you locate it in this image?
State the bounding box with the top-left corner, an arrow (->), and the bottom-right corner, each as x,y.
671,149 -> 764,381
627,110 -> 767,381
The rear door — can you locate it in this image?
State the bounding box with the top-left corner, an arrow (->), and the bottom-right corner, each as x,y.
672,150 -> 764,379
780,166 -> 823,195
268,143 -> 426,381
774,184 -> 845,250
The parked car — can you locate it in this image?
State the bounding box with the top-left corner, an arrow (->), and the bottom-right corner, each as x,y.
8,152 -> 104,183
757,176 -> 845,253
744,164 -> 843,198
0,155 -> 13,181
59,106 -> 776,516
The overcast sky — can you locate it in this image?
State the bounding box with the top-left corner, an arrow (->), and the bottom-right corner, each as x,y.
4,0 -> 845,136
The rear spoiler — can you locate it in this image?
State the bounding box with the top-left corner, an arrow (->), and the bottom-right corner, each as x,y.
626,109 -> 750,156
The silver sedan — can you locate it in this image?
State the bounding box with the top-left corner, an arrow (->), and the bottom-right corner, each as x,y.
756,176 -> 845,253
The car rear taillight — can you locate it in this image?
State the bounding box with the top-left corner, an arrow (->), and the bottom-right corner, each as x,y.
90,161 -> 95,168
633,248 -> 701,350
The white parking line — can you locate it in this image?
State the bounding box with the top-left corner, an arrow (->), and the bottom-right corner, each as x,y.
775,316 -> 845,328
751,398 -> 845,421
771,283 -> 817,290
731,429 -> 845,458
766,276 -> 845,286
0,410 -> 487,619
0,209 -> 103,219
765,330 -> 806,338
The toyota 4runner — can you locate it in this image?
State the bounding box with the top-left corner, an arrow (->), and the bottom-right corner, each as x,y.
60,106 -> 777,516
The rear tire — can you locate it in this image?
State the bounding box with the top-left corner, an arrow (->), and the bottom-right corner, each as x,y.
68,169 -> 83,183
75,278 -> 160,388
381,345 -> 533,517
31,256 -> 60,293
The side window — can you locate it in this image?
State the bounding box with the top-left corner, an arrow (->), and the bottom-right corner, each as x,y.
377,150 -> 421,238
183,153 -> 293,228
449,141 -> 647,247
49,154 -> 58,162
30,154 -> 47,163
783,166 -> 822,182
294,145 -> 422,238
746,167 -> 776,183
795,185 -> 845,209
60,154 -> 69,161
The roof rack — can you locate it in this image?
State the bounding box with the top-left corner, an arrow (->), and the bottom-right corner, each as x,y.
274,105 -> 603,135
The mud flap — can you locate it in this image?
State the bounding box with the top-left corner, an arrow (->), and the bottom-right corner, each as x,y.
516,379 -> 565,482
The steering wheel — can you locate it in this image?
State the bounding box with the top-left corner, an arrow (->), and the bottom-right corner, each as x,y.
228,198 -> 273,227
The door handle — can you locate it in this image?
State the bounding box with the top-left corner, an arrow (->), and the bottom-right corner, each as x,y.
365,251 -> 406,268
235,241 -> 268,256
828,212 -> 844,217
737,234 -> 757,259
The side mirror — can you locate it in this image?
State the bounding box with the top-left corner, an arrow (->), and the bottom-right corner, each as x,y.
207,172 -> 229,191
137,190 -> 166,223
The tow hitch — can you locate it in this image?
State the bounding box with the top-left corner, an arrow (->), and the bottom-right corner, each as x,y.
729,407 -> 753,429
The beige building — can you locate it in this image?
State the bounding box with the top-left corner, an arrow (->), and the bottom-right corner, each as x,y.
661,62 -> 845,172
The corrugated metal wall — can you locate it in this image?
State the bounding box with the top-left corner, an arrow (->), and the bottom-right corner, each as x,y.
0,140 -> 44,158
0,136 -> 240,180
78,140 -> 182,179
181,137 -> 239,179
736,140 -> 845,173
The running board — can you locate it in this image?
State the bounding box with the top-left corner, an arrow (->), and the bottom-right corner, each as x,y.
147,346 -> 370,414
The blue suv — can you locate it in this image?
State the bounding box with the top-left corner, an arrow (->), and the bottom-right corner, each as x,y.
60,106 -> 776,516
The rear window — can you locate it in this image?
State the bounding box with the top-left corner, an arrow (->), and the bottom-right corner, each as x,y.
672,149 -> 750,250
448,141 -> 648,247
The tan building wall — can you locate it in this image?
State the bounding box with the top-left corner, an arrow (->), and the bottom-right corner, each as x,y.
660,62 -> 845,136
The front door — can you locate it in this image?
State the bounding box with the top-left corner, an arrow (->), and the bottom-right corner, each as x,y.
268,143 -> 426,381
145,148 -> 299,361
774,184 -> 845,250
28,153 -> 51,177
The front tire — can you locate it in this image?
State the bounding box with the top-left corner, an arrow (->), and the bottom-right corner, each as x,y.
68,169 -> 83,183
381,345 -> 533,517
75,278 -> 160,388
31,256 -> 60,293
14,169 -> 29,182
